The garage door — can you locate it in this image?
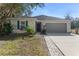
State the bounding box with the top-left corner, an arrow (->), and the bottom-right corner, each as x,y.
46,23 -> 67,33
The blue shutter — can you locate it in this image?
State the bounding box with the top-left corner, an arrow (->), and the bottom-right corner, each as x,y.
26,21 -> 28,27
17,21 -> 19,29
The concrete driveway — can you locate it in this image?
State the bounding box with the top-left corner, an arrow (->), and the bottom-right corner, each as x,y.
44,33 -> 79,56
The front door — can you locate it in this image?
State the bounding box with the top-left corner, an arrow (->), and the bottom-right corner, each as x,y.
36,22 -> 41,32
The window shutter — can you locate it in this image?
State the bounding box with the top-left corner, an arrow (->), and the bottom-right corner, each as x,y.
26,21 -> 28,27
17,21 -> 19,29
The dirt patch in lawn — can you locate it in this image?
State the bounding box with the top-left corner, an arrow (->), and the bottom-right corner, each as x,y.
0,34 -> 49,56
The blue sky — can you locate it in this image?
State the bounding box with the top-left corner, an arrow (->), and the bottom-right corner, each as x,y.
32,3 -> 79,18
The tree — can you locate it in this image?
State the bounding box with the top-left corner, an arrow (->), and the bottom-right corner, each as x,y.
0,3 -> 44,33
64,13 -> 73,20
0,3 -> 44,19
70,18 -> 79,34
74,18 -> 79,34
71,20 -> 75,29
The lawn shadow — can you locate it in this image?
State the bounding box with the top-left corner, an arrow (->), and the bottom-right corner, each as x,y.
0,33 -> 28,41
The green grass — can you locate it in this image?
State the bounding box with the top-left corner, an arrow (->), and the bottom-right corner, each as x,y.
0,34 -> 48,56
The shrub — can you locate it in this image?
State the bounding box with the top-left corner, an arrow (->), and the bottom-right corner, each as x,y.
41,29 -> 46,34
25,26 -> 34,36
3,23 -> 13,35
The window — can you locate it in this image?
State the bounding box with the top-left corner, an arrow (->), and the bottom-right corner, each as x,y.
20,21 -> 26,30
20,21 -> 28,30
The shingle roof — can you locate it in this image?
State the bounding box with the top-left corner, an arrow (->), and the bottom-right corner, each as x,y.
33,15 -> 65,20
7,15 -> 69,20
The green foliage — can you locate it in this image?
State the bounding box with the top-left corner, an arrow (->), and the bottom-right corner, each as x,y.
71,21 -> 75,29
70,18 -> 79,29
74,20 -> 79,28
3,23 -> 13,34
25,26 -> 34,36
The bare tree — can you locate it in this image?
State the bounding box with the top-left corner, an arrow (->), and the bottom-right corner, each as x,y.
64,13 -> 73,20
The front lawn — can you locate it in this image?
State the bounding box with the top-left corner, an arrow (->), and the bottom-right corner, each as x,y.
0,34 -> 48,56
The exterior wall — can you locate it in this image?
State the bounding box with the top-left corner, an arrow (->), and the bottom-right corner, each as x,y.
7,18 -> 37,33
40,19 -> 71,33
10,20 -> 17,30
7,18 -> 71,33
67,21 -> 71,33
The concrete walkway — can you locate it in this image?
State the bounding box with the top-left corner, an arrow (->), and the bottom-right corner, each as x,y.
44,33 -> 79,56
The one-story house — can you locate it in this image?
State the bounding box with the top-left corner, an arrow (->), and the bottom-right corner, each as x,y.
7,15 -> 71,33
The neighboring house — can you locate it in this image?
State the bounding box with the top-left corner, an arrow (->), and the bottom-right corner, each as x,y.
7,15 -> 71,33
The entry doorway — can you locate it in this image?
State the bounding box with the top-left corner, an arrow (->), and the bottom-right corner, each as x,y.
36,22 -> 41,32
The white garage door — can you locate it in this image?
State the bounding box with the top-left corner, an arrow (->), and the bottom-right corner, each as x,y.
46,23 -> 67,33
